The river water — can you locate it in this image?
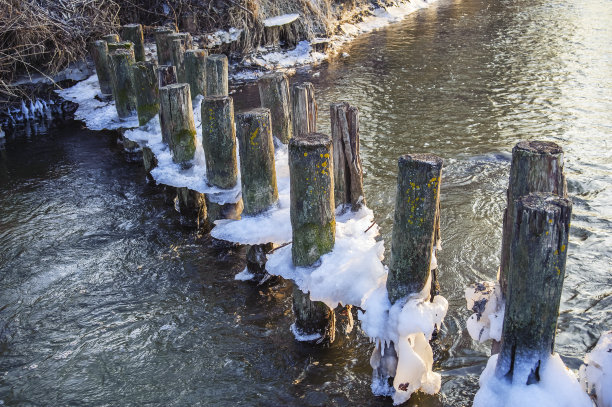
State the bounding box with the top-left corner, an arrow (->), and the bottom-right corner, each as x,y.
1,0 -> 610,404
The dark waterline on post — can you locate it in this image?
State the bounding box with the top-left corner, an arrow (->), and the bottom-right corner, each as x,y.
1,0 -> 611,405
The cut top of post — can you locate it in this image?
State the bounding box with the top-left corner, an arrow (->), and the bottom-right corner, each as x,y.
398,153 -> 443,170
515,140 -> 563,156
108,41 -> 134,52
289,132 -> 331,149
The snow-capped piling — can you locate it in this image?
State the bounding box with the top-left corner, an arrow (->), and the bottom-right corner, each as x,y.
499,141 -> 567,298
263,14 -> 301,48
201,96 -> 238,189
258,72 -> 292,143
121,24 -> 146,62
154,26 -> 176,65
495,192 -> 572,383
288,133 -> 336,343
235,108 -> 278,214
184,49 -> 208,99
176,187 -> 209,230
102,34 -> 119,44
289,133 -> 335,266
387,154 -> 443,303
108,48 -> 137,118
206,54 -> 229,97
291,82 -> 317,139
330,102 -> 364,209
157,65 -> 177,88
90,40 -> 113,95
159,83 -> 197,165
131,61 -> 159,126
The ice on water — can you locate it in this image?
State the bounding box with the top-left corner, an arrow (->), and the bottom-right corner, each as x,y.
580,331 -> 612,407
465,280 -> 505,342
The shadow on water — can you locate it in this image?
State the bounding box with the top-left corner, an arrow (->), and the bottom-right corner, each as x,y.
1,0 -> 611,404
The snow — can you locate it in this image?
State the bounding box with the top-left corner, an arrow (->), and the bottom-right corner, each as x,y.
290,323 -> 322,342
580,331 -> 612,407
55,75 -> 139,130
248,41 -> 327,70
235,267 -> 255,281
205,28 -> 242,48
474,353 -> 594,407
465,280 -> 505,342
263,13 -> 300,27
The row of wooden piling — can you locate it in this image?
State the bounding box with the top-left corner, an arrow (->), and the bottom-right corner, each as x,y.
89,23 -> 576,397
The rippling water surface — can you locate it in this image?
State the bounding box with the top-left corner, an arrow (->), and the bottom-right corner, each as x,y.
1,0 -> 611,404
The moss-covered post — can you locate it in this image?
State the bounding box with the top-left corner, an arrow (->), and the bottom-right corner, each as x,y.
103,34 -> 119,44
235,108 -> 278,215
154,26 -> 176,65
184,49 -> 208,99
495,193 -> 572,384
109,48 -> 137,118
176,187 -> 209,230
108,41 -> 133,53
387,154 -> 443,303
289,133 -> 336,343
201,96 -> 238,188
499,141 -> 567,298
159,83 -> 197,166
206,54 -> 228,97
291,82 -> 317,139
157,65 -> 177,88
258,73 -> 292,143
121,24 -> 145,62
91,40 -> 113,95
330,102 -> 364,209
131,61 -> 159,126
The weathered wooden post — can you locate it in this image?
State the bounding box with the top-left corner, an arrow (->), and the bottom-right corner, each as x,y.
201,96 -> 238,189
176,186 -> 209,230
235,108 -> 278,214
131,61 -> 159,126
157,65 -> 177,88
159,83 -> 197,166
121,24 -> 146,62
258,73 -> 292,143
91,40 -> 113,95
142,146 -> 157,176
206,54 -> 229,97
291,82 -> 317,139
102,34 -> 119,44
289,133 -> 336,343
499,141 -> 567,298
108,48 -> 137,118
387,154 -> 443,303
184,49 -> 208,99
154,26 -> 176,65
168,39 -> 186,83
108,41 -> 133,53
495,192 -> 572,383
330,102 -> 364,209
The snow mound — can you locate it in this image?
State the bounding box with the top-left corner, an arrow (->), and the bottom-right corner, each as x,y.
55,75 -> 139,130
465,280 -> 504,342
263,13 -> 300,27
580,331 -> 612,407
474,353 -> 594,407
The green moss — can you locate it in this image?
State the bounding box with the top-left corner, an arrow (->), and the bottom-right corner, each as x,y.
292,220 -> 335,266
172,128 -> 197,163
137,103 -> 160,126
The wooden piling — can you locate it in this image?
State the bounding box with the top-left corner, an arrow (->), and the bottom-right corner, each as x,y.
157,65 -> 177,88
159,83 -> 197,165
206,54 -> 229,97
258,73 -> 292,143
184,49 -> 208,99
288,133 -> 335,267
91,40 -> 113,95
108,41 -> 134,53
108,48 -> 137,118
495,192 -> 572,384
291,82 -> 317,139
131,61 -> 159,126
235,108 -> 278,215
121,24 -> 146,62
386,154 -> 443,303
499,141 -> 567,297
154,26 -> 176,65
330,102 -> 364,209
176,187 -> 209,230
168,38 -> 186,83
142,146 -> 157,175
201,96 -> 238,189
102,34 -> 119,44
289,133 -> 336,343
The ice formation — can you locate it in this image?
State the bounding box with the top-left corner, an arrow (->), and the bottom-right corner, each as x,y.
474,353 -> 594,407
55,75 -> 139,130
580,331 -> 612,407
464,280 -> 505,342
234,267 -> 255,281
205,28 -> 243,48
262,13 -> 300,27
